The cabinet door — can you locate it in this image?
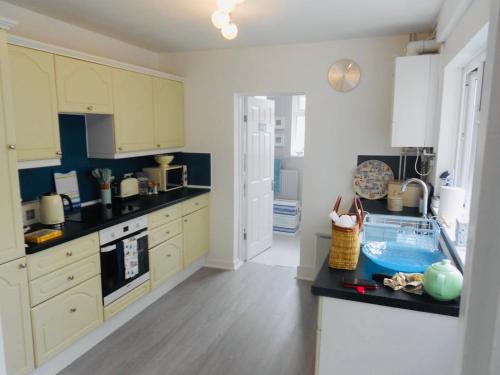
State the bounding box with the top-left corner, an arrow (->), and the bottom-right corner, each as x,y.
149,234 -> 183,289
153,78 -> 185,149
7,45 -> 60,160
113,69 -> 154,152
31,275 -> 103,366
55,55 -> 113,114
183,207 -> 209,267
0,258 -> 35,375
0,34 -> 25,265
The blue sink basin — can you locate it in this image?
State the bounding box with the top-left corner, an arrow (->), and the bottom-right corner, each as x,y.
362,241 -> 445,273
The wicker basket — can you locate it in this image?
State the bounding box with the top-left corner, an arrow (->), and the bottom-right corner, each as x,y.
328,195 -> 365,270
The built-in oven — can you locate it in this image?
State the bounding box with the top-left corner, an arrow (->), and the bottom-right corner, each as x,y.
99,216 -> 149,306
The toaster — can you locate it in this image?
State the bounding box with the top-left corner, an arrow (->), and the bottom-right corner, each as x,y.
112,177 -> 139,199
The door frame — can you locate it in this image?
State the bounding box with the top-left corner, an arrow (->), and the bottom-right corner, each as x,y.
234,92 -> 305,265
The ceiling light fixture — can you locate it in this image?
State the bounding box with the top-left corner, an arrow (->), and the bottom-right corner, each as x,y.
211,0 -> 244,40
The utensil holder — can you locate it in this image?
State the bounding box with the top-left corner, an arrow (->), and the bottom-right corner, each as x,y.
100,184 -> 111,205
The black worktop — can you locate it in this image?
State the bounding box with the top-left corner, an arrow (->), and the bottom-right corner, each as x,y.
26,187 -> 210,254
311,197 -> 460,317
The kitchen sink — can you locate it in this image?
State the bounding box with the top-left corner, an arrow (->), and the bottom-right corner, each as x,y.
361,214 -> 445,273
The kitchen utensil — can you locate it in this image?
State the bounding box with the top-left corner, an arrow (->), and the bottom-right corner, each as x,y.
423,259 -> 463,301
387,195 -> 403,212
39,193 -> 73,227
155,155 -> 174,166
354,160 -> 394,200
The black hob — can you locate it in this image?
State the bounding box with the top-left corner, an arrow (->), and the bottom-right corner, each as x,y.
65,203 -> 142,223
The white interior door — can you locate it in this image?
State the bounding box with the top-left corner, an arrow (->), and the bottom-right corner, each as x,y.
245,97 -> 275,260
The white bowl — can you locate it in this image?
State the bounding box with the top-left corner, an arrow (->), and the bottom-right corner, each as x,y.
155,155 -> 174,166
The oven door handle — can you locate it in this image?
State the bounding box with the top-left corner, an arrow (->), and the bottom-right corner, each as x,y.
133,231 -> 149,240
101,244 -> 117,253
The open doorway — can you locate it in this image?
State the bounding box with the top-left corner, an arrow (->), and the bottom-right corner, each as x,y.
237,94 -> 306,268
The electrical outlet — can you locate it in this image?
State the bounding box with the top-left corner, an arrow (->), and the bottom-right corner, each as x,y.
22,200 -> 40,226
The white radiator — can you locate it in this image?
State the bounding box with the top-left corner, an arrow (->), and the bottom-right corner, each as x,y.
278,169 -> 299,200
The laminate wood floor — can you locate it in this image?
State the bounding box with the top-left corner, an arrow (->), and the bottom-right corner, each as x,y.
59,263 -> 317,375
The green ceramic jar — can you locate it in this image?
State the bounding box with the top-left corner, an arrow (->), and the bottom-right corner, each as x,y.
423,259 -> 463,301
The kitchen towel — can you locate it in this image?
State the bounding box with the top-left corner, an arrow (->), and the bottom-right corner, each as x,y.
123,237 -> 139,280
439,186 -> 465,228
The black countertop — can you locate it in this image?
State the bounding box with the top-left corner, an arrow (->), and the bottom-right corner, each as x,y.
311,197 -> 460,317
26,187 -> 210,254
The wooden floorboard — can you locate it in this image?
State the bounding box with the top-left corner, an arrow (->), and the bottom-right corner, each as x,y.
59,263 -> 317,375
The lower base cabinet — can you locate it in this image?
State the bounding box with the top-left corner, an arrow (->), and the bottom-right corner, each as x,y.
0,258 -> 34,375
149,234 -> 183,289
183,206 -> 209,267
104,281 -> 150,321
31,275 -> 103,366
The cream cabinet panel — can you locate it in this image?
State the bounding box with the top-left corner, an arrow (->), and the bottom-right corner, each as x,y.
103,281 -> 150,321
0,33 -> 25,266
31,275 -> 103,366
0,258 -> 35,375
112,69 -> 154,152
29,253 -> 100,306
55,55 -> 113,114
7,45 -> 61,161
181,194 -> 209,216
153,78 -> 184,149
27,233 -> 99,280
183,207 -> 209,267
148,203 -> 182,229
149,234 -> 183,289
149,219 -> 182,249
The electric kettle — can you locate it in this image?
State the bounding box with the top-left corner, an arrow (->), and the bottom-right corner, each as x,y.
39,193 -> 73,228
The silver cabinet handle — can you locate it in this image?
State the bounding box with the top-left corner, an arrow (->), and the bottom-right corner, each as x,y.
118,147 -> 123,151
87,105 -> 94,111
18,262 -> 27,269
70,307 -> 77,313
8,144 -> 16,150
166,231 -> 170,235
66,251 -> 73,257
67,275 -> 75,281
156,144 -> 161,148
167,254 -> 172,257
56,151 -> 62,156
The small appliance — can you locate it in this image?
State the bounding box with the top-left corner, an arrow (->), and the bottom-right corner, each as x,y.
143,165 -> 187,192
99,216 -> 149,306
112,177 -> 139,199
39,193 -> 73,228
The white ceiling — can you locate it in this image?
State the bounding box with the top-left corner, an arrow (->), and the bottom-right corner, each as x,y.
5,0 -> 445,52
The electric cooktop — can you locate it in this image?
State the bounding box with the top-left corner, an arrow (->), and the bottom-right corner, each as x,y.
65,203 -> 142,223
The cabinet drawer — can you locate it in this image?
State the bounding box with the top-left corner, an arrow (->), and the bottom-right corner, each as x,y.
103,281 -> 150,321
28,233 -> 99,280
181,194 -> 209,216
148,204 -> 182,229
30,254 -> 101,306
149,219 -> 182,249
31,276 -> 103,366
149,234 -> 183,289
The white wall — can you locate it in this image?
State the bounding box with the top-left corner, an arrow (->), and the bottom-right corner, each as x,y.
0,0 -> 160,69
160,35 -> 407,277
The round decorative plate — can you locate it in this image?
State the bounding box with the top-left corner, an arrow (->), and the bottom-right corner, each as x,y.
354,160 -> 394,200
328,59 -> 361,92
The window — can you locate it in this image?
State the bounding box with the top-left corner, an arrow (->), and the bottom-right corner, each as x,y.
454,60 -> 484,214
290,95 -> 306,157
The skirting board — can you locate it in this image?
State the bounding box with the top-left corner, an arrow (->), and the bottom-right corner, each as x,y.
296,265 -> 315,281
205,257 -> 243,271
32,256 -> 206,375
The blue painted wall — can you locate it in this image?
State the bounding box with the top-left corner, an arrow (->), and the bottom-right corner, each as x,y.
18,115 -> 211,202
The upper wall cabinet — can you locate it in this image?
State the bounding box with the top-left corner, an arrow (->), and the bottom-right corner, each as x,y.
8,45 -> 61,161
55,56 -> 113,114
153,78 -> 185,149
391,54 -> 440,148
112,69 -> 155,152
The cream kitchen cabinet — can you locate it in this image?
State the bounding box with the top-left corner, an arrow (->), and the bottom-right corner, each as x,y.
153,77 -> 185,149
149,234 -> 183,289
7,45 -> 61,161
183,206 -> 209,267
0,258 -> 35,375
391,54 -> 440,147
55,55 -> 113,114
112,69 -> 155,152
31,275 -> 103,366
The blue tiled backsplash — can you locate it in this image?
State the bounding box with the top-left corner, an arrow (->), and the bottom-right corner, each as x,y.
18,115 -> 211,203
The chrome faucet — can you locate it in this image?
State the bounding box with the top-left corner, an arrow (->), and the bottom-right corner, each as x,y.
401,178 -> 429,218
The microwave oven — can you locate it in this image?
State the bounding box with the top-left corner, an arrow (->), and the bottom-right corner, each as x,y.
143,165 -> 187,192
